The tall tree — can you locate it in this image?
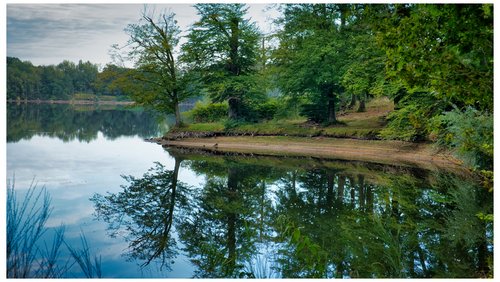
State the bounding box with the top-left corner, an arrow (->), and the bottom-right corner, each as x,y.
181,4 -> 261,120
273,4 -> 352,124
340,5 -> 386,112
124,9 -> 189,127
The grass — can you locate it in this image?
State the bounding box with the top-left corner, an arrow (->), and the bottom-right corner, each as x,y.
7,178 -> 102,278
171,97 -> 393,140
72,92 -> 96,101
178,122 -> 226,132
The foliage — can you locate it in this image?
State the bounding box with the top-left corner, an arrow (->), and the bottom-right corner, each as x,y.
379,91 -> 445,141
248,98 -> 279,121
433,107 -> 493,171
189,101 -> 228,123
7,179 -> 65,278
65,233 -> 102,278
93,64 -> 132,99
377,4 -> 493,111
181,4 -> 262,120
372,4 -> 493,144
124,9 -> 193,126
273,4 -> 373,124
7,57 -> 104,101
300,103 -> 329,124
340,5 -> 387,112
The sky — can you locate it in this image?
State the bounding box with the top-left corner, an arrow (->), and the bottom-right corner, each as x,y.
6,3 -> 279,67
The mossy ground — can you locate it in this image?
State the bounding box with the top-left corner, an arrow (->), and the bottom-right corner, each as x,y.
171,97 -> 393,140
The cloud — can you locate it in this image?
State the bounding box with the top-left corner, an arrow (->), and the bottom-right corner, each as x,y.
7,4 -> 150,65
7,3 -> 279,66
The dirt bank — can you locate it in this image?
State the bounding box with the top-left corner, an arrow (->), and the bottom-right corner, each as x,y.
152,136 -> 464,172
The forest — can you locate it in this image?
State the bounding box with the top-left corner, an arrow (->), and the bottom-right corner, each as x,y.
7,4 -> 493,173
6,57 -> 131,101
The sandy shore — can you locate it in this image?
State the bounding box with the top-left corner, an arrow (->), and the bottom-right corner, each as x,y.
153,136 -> 465,172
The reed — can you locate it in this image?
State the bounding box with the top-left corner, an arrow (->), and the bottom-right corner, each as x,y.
7,178 -> 102,278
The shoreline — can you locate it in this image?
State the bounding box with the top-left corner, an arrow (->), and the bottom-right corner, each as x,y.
151,135 -> 466,172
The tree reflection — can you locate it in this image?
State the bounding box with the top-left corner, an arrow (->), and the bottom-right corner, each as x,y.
271,167 -> 493,278
176,159 -> 278,278
91,158 -> 189,269
89,149 -> 492,278
7,103 -> 164,142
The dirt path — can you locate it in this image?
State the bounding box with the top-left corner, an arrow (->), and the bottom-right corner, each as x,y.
155,136 -> 464,172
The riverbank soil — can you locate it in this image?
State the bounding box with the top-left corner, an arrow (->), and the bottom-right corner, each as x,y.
157,136 -> 463,172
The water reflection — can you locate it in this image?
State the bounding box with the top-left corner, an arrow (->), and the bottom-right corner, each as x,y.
92,158 -> 189,270
7,103 -> 168,142
91,148 -> 493,278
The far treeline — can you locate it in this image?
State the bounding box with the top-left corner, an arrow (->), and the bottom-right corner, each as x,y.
8,4 -> 492,172
7,57 -> 131,102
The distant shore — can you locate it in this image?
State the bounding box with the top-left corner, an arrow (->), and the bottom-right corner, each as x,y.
7,99 -> 135,105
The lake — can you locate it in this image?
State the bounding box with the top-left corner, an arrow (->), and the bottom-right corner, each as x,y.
6,103 -> 493,278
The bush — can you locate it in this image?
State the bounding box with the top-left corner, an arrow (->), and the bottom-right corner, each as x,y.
251,99 -> 279,121
433,107 -> 493,171
189,102 -> 228,123
379,103 -> 430,141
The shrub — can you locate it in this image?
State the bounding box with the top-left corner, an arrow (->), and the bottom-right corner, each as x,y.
252,99 -> 279,121
190,102 -> 228,123
433,107 -> 493,171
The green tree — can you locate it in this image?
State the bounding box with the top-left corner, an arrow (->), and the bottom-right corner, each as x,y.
94,64 -> 133,98
74,60 -> 98,94
181,4 -> 261,120
273,4 -> 352,124
7,57 -> 41,100
373,4 -> 493,142
124,9 -> 190,127
340,5 -> 386,112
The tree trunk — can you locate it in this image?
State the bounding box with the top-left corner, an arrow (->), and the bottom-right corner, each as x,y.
348,93 -> 357,109
327,92 -> 337,124
357,96 -> 366,112
228,96 -> 240,120
174,101 -> 182,127
358,175 -> 365,211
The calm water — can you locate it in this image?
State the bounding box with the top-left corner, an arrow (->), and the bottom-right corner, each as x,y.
6,103 -> 493,278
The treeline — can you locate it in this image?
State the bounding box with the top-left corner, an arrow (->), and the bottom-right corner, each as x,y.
7,57 -> 131,101
7,103 -> 162,142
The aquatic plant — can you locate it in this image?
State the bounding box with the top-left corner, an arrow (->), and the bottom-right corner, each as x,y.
7,178 -> 102,278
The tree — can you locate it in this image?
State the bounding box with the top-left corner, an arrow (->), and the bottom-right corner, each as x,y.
273,4 -> 353,124
340,5 -> 386,112
124,9 -> 190,127
181,4 -> 261,120
7,57 -> 41,100
372,4 -> 493,141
